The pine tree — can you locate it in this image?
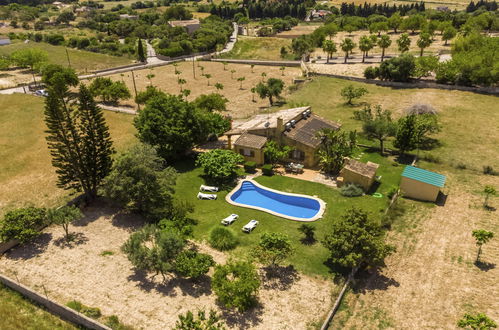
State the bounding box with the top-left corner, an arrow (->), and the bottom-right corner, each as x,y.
44,74 -> 114,199
137,38 -> 146,63
77,84 -> 115,196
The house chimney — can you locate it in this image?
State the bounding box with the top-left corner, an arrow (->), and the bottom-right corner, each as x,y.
277,117 -> 284,133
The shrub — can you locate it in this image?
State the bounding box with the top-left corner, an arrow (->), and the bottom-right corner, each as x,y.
262,164 -> 273,176
209,227 -> 238,251
196,149 -> 244,183
0,207 -> 47,243
387,187 -> 399,199
483,165 -> 496,176
212,261 -> 260,312
244,161 -> 257,173
455,162 -> 467,170
105,315 -> 135,330
175,250 -> 215,280
340,183 -> 364,197
364,66 -> 379,79
66,300 -> 102,319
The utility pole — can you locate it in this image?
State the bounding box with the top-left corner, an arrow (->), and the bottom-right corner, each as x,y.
65,48 -> 71,68
192,56 -> 196,79
131,70 -> 140,111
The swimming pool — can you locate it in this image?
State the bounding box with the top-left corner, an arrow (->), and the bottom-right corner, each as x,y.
226,180 -> 326,221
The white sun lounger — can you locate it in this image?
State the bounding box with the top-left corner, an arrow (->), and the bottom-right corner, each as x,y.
221,214 -> 238,225
197,192 -> 217,200
200,185 -> 219,192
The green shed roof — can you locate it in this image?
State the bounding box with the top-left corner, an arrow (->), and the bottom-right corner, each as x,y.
402,166 -> 446,188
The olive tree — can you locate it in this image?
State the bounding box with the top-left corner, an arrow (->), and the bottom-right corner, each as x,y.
47,205 -> 83,240
195,149 -> 243,183
472,230 -> 494,262
212,261 -> 260,312
251,232 -> 294,267
357,105 -> 397,155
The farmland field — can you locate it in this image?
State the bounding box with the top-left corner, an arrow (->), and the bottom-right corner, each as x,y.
220,36 -> 294,61
105,61 -> 302,118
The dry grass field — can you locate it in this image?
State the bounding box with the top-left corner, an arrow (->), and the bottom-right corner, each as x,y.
220,36 -> 294,61
275,24 -> 321,39
0,94 -> 136,214
0,202 -> 334,329
105,61 -> 302,118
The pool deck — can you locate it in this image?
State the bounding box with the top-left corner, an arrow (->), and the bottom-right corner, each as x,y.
242,166 -> 338,188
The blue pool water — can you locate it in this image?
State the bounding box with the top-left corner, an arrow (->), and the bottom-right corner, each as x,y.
229,181 -> 322,219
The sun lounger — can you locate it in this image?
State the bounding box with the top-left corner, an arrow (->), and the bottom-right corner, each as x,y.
197,192 -> 217,200
221,214 -> 238,225
200,185 -> 219,192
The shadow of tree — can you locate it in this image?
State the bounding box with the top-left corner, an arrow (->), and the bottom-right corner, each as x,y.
111,212 -> 146,232
474,260 -> 496,272
260,265 -> 300,291
5,233 -> 53,260
352,268 -> 400,293
126,269 -> 212,298
218,303 -> 264,329
299,237 -> 316,246
53,232 -> 88,249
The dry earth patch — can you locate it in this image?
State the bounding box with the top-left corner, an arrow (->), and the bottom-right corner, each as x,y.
0,201 -> 334,329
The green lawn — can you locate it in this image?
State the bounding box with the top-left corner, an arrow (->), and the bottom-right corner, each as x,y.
0,41 -> 133,74
0,284 -> 76,330
173,152 -> 402,277
220,36 -> 294,61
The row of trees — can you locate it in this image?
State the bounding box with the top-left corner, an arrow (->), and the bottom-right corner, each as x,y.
363,33 -> 498,86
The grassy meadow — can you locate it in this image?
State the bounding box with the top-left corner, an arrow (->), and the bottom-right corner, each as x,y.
0,94 -> 136,213
220,36 -> 294,61
0,41 -> 133,74
0,284 -> 76,330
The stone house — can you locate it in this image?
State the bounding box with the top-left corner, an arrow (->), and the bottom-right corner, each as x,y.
337,158 -> 379,191
168,19 -> 200,34
226,106 -> 341,167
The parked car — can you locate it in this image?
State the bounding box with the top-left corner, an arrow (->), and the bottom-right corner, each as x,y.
221,214 -> 238,226
34,89 -> 48,97
242,220 -> 259,233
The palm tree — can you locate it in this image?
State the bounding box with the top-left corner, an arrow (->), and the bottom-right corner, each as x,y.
146,73 -> 155,86
251,87 -> 256,102
214,82 -> 224,91
177,78 -> 186,92
483,185 -> 496,208
397,33 -> 411,53
204,73 -> 212,86
250,64 -> 255,73
322,40 -> 336,64
200,65 -> 205,75
279,66 -> 285,76
377,35 -> 392,62
230,69 -> 236,79
340,38 -> 356,64
417,32 -> 432,57
222,61 -> 228,71
261,72 -> 267,82
237,76 -> 245,89
358,36 -> 373,63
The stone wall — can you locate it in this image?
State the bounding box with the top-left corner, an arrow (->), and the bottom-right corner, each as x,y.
0,274 -> 111,330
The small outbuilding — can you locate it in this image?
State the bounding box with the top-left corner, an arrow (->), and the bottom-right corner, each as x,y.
400,166 -> 446,202
337,159 -> 379,192
233,133 -> 267,165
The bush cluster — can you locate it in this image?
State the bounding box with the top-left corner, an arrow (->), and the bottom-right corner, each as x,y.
340,183 -> 364,197
209,227 -> 239,251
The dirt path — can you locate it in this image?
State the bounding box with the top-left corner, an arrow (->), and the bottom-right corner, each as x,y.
0,202 -> 333,329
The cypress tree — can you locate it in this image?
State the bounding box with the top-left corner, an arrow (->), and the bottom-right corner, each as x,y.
137,38 -> 146,63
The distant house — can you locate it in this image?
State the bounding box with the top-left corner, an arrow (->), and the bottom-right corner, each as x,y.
0,37 -> 11,46
75,6 -> 91,16
168,19 -> 200,34
338,159 -> 379,191
311,9 -> 332,20
436,6 -> 450,12
226,106 -> 341,167
119,14 -> 138,20
52,1 -> 69,9
400,166 -> 446,202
